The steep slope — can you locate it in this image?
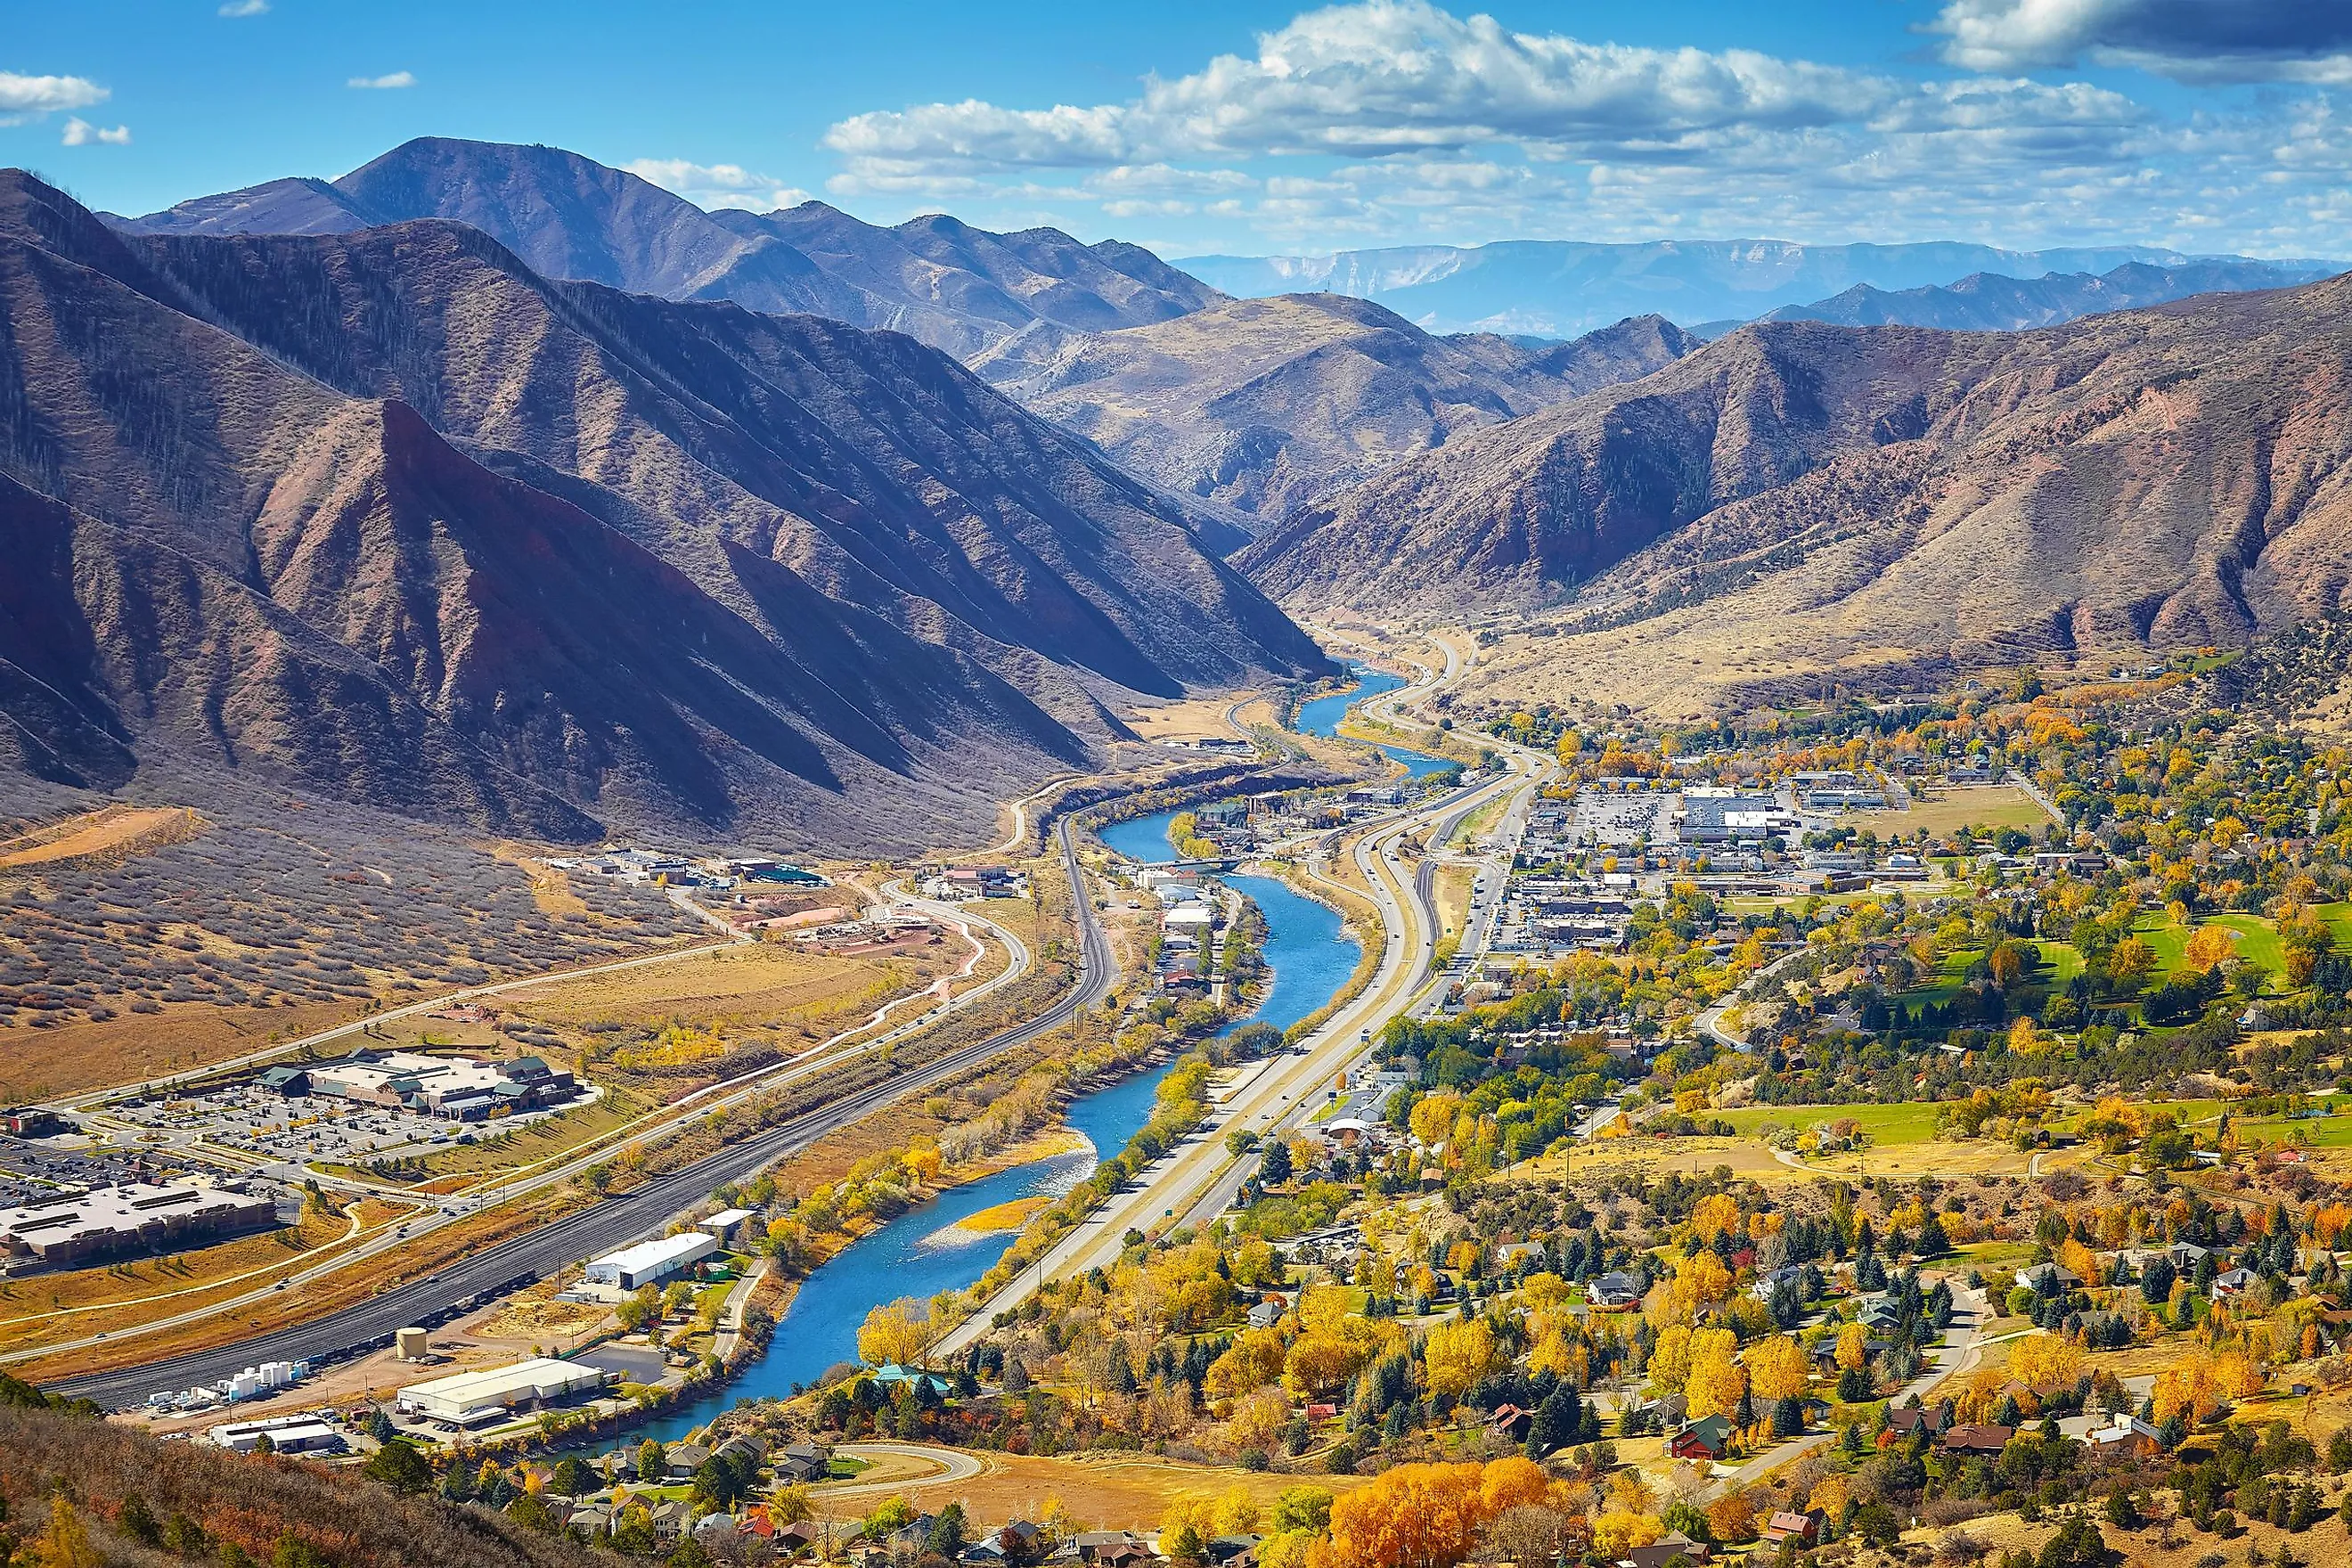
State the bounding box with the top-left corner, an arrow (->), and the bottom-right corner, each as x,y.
116,138 -> 1216,358
1760,259 -> 2334,332
715,201 -> 1220,357
974,294 -> 1693,519
1180,239 -> 2332,338
1245,275 -> 2352,705
0,169 -> 1325,848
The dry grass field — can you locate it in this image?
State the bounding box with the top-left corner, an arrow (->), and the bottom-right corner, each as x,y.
817,1448 -> 1368,1530
1857,784 -> 2054,837
0,804 -> 203,869
1120,690 -> 1256,743
509,943 -> 951,1041
0,997 -> 363,1102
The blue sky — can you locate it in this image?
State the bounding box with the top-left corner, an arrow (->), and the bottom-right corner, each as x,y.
8,0 -> 2351,257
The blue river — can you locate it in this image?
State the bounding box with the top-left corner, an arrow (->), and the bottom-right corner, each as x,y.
631,800 -> 1361,1438
1294,661 -> 1453,779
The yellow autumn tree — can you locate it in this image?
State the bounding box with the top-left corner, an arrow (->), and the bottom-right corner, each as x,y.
1690,1193 -> 1742,1242
1684,1327 -> 1746,1420
1835,1321 -> 1869,1372
1423,1318 -> 1503,1401
1747,1335 -> 1810,1402
2181,924 -> 2239,975
2008,1333 -> 2082,1395
1649,1324 -> 1695,1393
857,1298 -> 935,1368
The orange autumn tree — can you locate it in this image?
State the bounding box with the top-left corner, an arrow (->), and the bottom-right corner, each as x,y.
1312,1459 -> 1549,1568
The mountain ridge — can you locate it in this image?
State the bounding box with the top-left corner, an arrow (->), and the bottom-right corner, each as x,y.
1243,273 -> 2352,708
3,167 -> 1326,849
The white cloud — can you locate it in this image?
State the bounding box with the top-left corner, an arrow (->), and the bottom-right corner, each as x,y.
347,70 -> 415,90
0,70 -> 107,127
61,117 -> 130,146
828,0 -> 1894,176
813,0 -> 2352,254
218,0 -> 269,15
1930,0 -> 2352,84
621,157 -> 813,213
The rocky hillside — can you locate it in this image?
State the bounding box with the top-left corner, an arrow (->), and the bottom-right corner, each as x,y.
1245,274 -> 2352,699
113,138 -> 1214,357
0,169 -> 1326,849
973,294 -> 1694,519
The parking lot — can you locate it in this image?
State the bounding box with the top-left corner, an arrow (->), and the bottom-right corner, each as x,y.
99,1083 -> 596,1170
0,1143 -> 161,1205
1574,790 -> 1666,849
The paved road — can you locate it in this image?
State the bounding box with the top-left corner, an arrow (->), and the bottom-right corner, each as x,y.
48,821 -> 1114,1410
817,1441 -> 986,1496
1702,1278 -> 1990,1499
938,643 -> 1549,1353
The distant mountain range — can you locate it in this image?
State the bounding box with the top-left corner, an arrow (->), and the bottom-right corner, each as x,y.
1180,240 -> 2340,339
113,137 -> 1218,359
2,169 -> 1325,850
974,294 -> 1694,520
1242,273 -> 2352,704
1737,258 -> 2332,335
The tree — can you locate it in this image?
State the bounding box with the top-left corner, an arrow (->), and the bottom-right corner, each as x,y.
551,1456 -> 594,1496
1273,1488 -> 1334,1533
638,1438 -> 667,1481
927,1504 -> 969,1558
1682,1328 -> 1746,1422
2034,1517 -> 2111,1568
1747,1335 -> 1809,1402
1706,1493 -> 1756,1545
1424,1319 -> 1503,1402
35,1498 -> 102,1568
859,1298 -> 935,1368
363,1439 -> 433,1495
2108,937 -> 2157,992
1260,1138 -> 1294,1185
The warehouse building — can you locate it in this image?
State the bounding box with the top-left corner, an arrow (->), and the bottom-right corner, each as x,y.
584,1231 -> 718,1291
208,1414 -> 344,1455
286,1050 -> 576,1120
0,1180 -> 278,1267
396,1357 -> 615,1424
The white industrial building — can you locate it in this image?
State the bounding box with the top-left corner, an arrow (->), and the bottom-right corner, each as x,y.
208,1413 -> 344,1455
584,1231 -> 717,1291
703,1208 -> 755,1245
396,1357 -> 615,1423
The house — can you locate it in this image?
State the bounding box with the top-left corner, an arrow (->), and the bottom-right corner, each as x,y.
1749,1265 -> 1805,1303
1668,1414 -> 1732,1461
1067,1532 -> 1155,1566
1207,1536 -> 1262,1566
966,1521 -> 1043,1564
2084,1414 -> 2164,1456
1940,1423 -> 2014,1455
1622,1532 -> 1711,1568
2014,1262 -> 2081,1294
1484,1403 -> 1533,1443
1588,1271 -> 1643,1311
1884,1400 -> 1955,1441
648,1499 -> 693,1541
1760,1511 -> 1824,1548
2212,1267 -> 2257,1297
1246,1299 -> 1285,1330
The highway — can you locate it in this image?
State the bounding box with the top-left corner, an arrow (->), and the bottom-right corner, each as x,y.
48,820 -> 1115,1410
938,641 -> 1550,1355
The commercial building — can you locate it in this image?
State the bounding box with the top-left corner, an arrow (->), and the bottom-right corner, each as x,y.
0,1180 -> 277,1267
287,1050 -> 576,1121
208,1414 -> 344,1455
396,1357 -> 615,1424
584,1231 -> 718,1290
702,1208 -> 755,1245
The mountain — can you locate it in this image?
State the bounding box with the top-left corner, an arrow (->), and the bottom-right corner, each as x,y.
113,137 -> 1215,357
1241,274 -> 2352,707
1179,239 -> 2336,338
713,201 -> 1221,358
971,293 -> 1694,519
0,169 -> 1326,849
1759,259 -> 2336,332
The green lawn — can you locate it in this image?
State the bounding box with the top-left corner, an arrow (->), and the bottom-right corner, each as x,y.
2319,903 -> 2352,952
2130,912 -> 2284,980
1717,1101 -> 1946,1145
2234,1113 -> 2352,1148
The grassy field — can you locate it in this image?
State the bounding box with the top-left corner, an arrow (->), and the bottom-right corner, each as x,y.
408,1084 -> 653,1181
2131,911 -> 2285,978
510,943 -> 942,1042
814,1449 -> 1368,1530
0,997 -> 364,1103
1856,784 -> 2050,838
1716,1101 -> 1947,1144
